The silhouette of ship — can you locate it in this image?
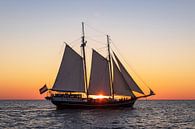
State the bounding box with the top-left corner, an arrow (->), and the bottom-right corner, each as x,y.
39,22 -> 155,109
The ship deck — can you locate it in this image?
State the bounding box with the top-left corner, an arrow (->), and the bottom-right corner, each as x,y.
50,96 -> 136,109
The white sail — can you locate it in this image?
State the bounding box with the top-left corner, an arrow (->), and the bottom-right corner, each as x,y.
88,50 -> 111,96
52,44 -> 85,92
112,58 -> 135,97
113,52 -> 144,94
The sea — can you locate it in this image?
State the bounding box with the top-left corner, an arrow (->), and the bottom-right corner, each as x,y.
0,100 -> 194,129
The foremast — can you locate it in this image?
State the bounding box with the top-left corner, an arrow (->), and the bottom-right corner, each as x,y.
81,22 -> 88,99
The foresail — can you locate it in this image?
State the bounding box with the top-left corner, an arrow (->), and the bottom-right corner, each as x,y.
113,52 -> 145,94
52,44 -> 85,92
88,50 -> 111,96
112,58 -> 135,97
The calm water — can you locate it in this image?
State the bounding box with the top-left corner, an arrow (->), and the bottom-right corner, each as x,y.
0,100 -> 194,129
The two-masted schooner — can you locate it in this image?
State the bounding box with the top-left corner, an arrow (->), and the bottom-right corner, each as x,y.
39,22 -> 155,109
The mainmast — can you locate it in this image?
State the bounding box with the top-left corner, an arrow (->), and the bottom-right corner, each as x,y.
107,35 -> 114,99
81,22 -> 88,99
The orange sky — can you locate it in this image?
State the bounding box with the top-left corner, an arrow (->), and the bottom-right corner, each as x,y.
0,1 -> 195,100
0,40 -> 194,100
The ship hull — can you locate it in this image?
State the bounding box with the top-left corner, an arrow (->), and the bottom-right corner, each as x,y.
51,99 -> 136,109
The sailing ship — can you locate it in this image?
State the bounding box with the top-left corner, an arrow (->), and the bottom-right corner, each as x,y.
39,22 -> 155,109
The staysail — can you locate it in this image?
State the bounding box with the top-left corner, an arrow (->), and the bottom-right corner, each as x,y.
88,50 -> 111,96
112,58 -> 135,97
52,44 -> 85,92
113,52 -> 144,94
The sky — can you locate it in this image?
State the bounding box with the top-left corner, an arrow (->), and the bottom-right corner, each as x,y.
0,0 -> 194,100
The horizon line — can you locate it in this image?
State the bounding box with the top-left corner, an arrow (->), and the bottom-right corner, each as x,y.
0,99 -> 194,101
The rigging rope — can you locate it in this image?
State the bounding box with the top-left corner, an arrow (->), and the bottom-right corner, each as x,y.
85,23 -> 151,89
68,37 -> 82,46
63,23 -> 152,90
86,36 -> 106,45
110,39 -> 151,89
85,23 -> 107,36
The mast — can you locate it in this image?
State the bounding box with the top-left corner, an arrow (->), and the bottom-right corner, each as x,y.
107,35 -> 114,99
81,22 -> 88,99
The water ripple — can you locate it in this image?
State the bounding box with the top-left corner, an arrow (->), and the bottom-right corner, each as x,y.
0,100 -> 194,129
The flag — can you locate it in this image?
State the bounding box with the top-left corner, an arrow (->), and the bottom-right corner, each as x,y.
39,84 -> 48,94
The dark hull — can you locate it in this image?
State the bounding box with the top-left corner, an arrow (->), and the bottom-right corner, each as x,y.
51,99 -> 136,109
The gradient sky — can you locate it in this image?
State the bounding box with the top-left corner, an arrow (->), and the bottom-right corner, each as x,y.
0,0 -> 194,100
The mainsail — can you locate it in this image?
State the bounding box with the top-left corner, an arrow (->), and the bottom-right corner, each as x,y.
52,44 -> 85,92
112,58 -> 135,97
88,50 -> 111,96
113,52 -> 144,94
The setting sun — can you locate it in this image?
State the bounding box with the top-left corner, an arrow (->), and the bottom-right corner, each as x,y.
90,95 -> 109,99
